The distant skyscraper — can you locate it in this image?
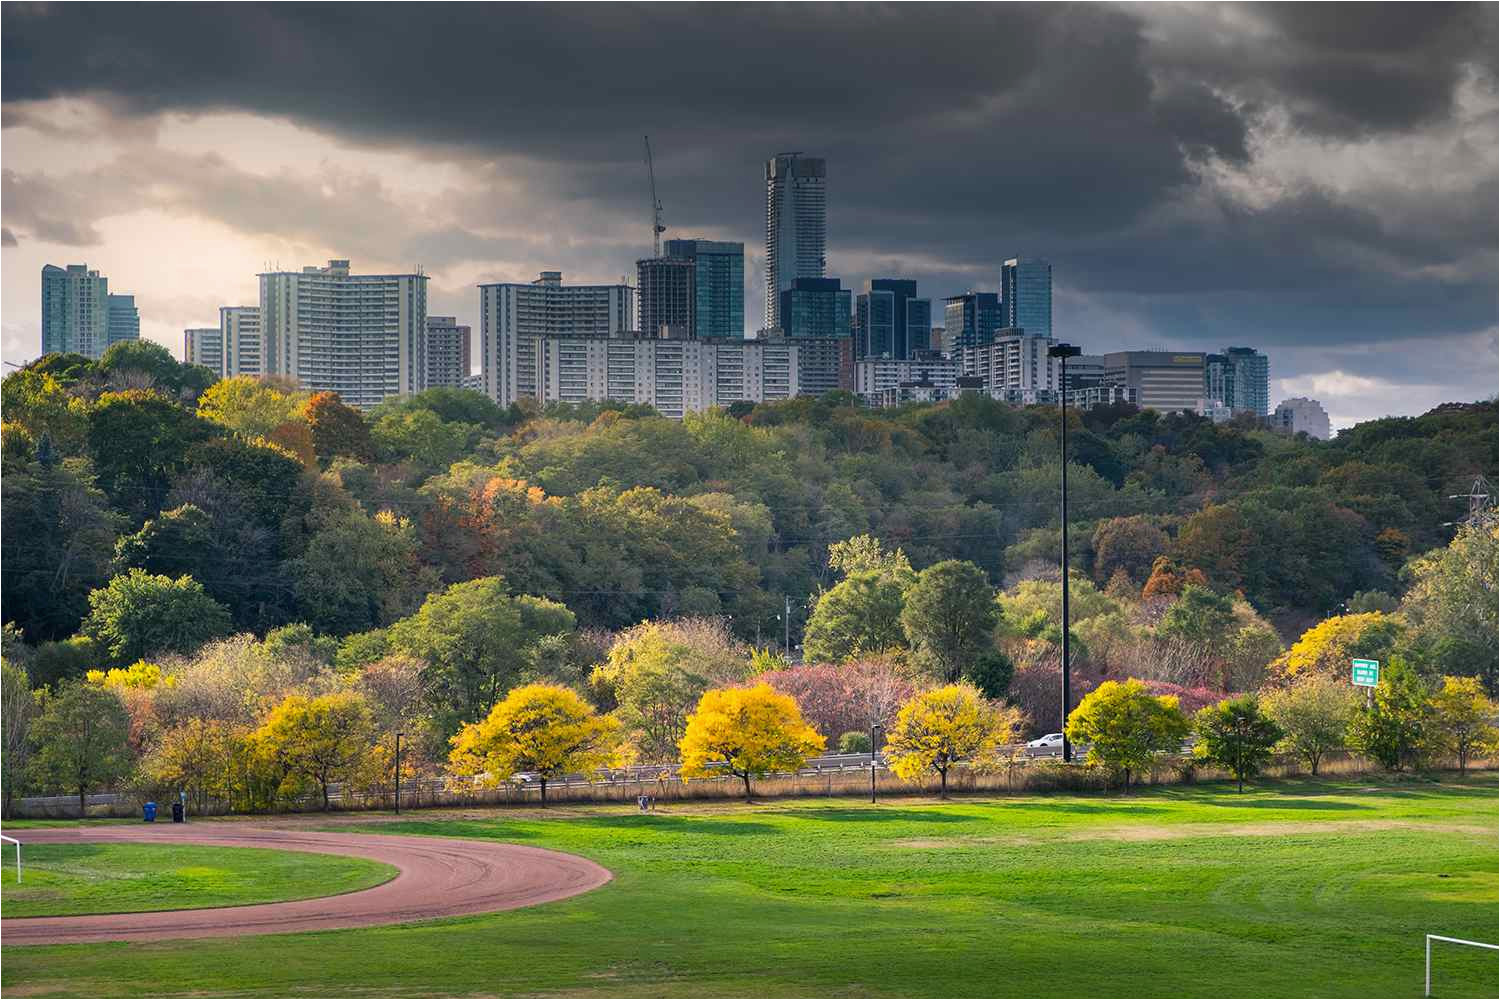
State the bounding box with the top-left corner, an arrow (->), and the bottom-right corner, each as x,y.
664,239 -> 744,338
637,256 -> 696,339
1271,397 -> 1331,440
183,327 -> 224,373
41,263 -> 109,358
106,294 -> 140,348
943,292 -> 1003,354
1000,257 -> 1052,341
855,279 -> 930,359
480,271 -> 634,406
425,316 -> 472,388
220,306 -> 262,377
1205,346 -> 1270,416
780,277 -> 851,340
259,260 -> 426,407
764,153 -> 827,330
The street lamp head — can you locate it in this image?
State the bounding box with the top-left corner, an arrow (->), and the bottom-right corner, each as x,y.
1048,343 -> 1082,359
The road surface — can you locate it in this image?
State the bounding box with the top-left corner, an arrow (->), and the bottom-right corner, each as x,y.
2,823 -> 611,945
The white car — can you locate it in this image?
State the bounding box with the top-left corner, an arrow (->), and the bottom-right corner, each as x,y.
1026,733 -> 1065,751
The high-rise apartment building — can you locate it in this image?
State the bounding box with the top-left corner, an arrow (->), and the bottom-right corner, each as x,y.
106,294 -> 140,348
258,260 -> 427,407
41,263 -> 109,358
183,327 -> 224,372
480,271 -> 634,406
220,306 -> 263,377
1000,257 -> 1052,340
855,279 -> 932,359
637,256 -> 696,339
1205,346 -> 1270,416
663,239 -> 744,339
1100,351 -> 1206,414
764,153 -> 827,329
854,353 -> 960,401
780,277 -> 851,340
424,316 -> 472,388
1271,397 -> 1331,440
962,330 -> 1060,398
943,292 -> 1003,355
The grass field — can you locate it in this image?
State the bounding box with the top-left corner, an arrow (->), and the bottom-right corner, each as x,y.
0,843 -> 397,918
2,773 -> 1496,998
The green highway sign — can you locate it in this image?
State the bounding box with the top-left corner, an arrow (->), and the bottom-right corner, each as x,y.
1352,659 -> 1380,687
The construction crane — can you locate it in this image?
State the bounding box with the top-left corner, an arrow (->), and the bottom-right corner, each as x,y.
643,135 -> 666,257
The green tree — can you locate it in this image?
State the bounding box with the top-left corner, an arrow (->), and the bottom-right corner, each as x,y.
30,682 -> 134,816
87,389 -> 216,521
1,661 -> 40,818
388,577 -> 575,732
288,504 -> 435,636
1261,674 -> 1360,775
253,691 -> 378,810
1426,676 -> 1498,772
1066,679 -> 1190,790
884,683 -> 1022,798
196,376 -> 309,441
81,569 -> 233,666
827,534 -> 913,578
1400,518 -> 1499,691
1158,584 -> 1237,650
1193,695 -> 1283,791
1348,658 -> 1432,771
965,650 -> 1015,700
448,683 -> 620,804
900,560 -> 997,682
803,570 -> 909,664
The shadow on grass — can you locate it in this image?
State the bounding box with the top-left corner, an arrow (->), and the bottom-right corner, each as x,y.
787,808 -> 973,824
568,816 -> 783,836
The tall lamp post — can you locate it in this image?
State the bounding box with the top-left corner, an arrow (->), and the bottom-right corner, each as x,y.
869,723 -> 883,804
1047,343 -> 1081,762
394,732 -> 404,815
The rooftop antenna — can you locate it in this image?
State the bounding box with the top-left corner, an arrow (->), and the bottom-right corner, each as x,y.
644,135 -> 665,257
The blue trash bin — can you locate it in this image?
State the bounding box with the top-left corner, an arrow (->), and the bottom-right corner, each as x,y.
143,801 -> 158,822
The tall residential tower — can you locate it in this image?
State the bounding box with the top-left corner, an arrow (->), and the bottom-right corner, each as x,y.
1000,257 -> 1052,341
764,153 -> 827,330
41,264 -> 109,358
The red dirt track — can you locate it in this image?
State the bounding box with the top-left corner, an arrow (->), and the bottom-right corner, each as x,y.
2,823 -> 612,945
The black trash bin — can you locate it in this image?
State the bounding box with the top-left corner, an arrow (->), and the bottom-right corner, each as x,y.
171,801 -> 184,823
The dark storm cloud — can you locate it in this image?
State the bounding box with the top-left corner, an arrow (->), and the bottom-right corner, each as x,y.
2,2 -> 1495,371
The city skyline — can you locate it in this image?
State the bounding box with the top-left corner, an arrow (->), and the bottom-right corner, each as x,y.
2,5 -> 1495,428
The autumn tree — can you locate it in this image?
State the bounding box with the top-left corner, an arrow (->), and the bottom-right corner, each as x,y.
1261,674 -> 1360,775
196,375 -> 308,441
1347,658 -> 1431,772
900,560 -> 997,683
678,683 -> 825,800
884,683 -> 1022,798
1426,676 -> 1498,772
1270,612 -> 1402,682
254,691 -> 378,810
448,684 -> 620,804
144,717 -> 246,812
1092,515 -> 1169,586
1066,679 -> 1190,790
30,683 -> 135,816
81,569 -> 233,666
1193,696 -> 1283,791
304,391 -> 374,464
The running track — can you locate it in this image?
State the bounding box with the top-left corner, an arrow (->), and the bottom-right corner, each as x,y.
2,823 -> 612,945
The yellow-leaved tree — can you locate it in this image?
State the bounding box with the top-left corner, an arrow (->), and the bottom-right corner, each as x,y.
1270,612 -> 1402,681
253,691 -> 378,810
884,683 -> 1022,798
678,683 -> 825,800
448,684 -> 621,804
1427,676 -> 1498,772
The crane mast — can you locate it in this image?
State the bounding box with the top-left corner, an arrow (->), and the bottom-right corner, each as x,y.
644,135 -> 665,257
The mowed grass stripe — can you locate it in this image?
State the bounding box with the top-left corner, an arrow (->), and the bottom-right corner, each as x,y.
0,844 -> 397,918
1,774 -> 1494,998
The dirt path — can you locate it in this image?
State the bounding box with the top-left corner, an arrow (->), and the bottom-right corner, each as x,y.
1,823 -> 611,946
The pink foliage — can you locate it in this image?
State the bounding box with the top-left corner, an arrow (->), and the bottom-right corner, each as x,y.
754,659 -> 915,740
1135,679 -> 1231,715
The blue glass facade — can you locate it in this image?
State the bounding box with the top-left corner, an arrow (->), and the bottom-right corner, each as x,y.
781,277 -> 851,340
1001,257 -> 1051,341
942,292 -> 1002,351
664,238 -> 744,338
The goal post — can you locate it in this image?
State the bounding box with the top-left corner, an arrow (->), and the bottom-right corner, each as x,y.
1425,934 -> 1498,998
0,833 -> 19,882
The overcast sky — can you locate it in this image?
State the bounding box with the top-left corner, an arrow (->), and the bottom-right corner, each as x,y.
3,3 -> 1495,427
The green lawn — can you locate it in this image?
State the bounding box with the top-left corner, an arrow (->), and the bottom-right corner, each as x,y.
3,774 -> 1496,998
0,843 -> 396,918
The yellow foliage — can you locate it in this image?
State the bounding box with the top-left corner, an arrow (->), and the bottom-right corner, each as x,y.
87,660 -> 175,690
677,683 -> 825,798
448,684 -> 621,800
1270,612 -> 1399,680
884,683 -> 1021,795
253,691 -> 378,809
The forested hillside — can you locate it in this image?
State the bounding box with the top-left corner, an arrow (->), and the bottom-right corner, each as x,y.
2,342 -> 1495,804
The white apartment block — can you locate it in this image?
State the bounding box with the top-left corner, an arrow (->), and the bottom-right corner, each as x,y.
41,264 -> 109,358
183,327 -> 224,372
219,306 -> 263,377
425,315 -> 471,388
961,332 -> 1059,399
1271,397 -> 1332,440
259,259 -> 427,407
479,272 -> 634,406
854,355 -> 959,400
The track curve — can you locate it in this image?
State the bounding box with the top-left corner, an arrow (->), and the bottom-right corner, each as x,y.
2,823 -> 611,945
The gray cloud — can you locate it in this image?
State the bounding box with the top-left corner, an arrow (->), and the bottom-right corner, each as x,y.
1,2 -> 1495,402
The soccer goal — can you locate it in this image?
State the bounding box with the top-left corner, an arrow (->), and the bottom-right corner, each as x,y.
1425,934 -> 1499,998
0,833 -> 20,882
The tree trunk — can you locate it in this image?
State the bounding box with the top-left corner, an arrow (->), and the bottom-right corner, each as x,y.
939,767 -> 948,799
1123,768 -> 1131,794
1310,753 -> 1320,776
540,777 -> 548,805
78,784 -> 87,819
741,772 -> 752,801
321,781 -> 330,811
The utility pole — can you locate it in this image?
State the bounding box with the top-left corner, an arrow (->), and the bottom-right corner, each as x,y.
869,723 -> 882,804
784,595 -> 792,656
1048,344 -> 1081,762
394,732 -> 404,815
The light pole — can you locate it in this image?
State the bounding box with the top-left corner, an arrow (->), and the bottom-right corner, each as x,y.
869,723 -> 883,804
784,595 -> 792,656
1048,343 -> 1081,763
394,732 -> 404,815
